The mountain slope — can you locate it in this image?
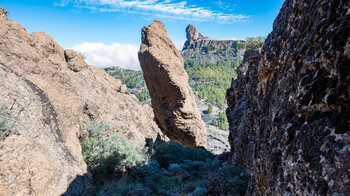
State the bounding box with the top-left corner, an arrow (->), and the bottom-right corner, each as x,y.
0,8 -> 163,195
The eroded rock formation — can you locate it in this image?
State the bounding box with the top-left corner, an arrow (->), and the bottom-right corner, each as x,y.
64,49 -> 87,72
138,20 -> 207,147
182,24 -> 245,66
0,8 -> 163,195
186,24 -> 197,41
183,24 -> 244,51
226,0 -> 350,195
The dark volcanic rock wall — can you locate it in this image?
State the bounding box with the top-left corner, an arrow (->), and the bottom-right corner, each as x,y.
226,0 -> 350,195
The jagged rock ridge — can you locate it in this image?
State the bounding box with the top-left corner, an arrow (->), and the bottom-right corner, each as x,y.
226,0 -> 350,195
0,8 -> 163,195
182,24 -> 245,66
183,24 -> 244,51
138,20 -> 207,147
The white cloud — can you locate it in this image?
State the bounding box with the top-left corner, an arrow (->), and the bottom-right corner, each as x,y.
174,39 -> 186,50
56,0 -> 249,24
71,42 -> 140,70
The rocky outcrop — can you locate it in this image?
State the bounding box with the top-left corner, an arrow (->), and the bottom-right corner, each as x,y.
198,33 -> 208,40
138,20 -> 207,147
183,24 -> 244,51
184,38 -> 244,52
186,24 -> 197,41
0,64 -> 95,195
0,8 -> 163,195
64,49 -> 87,72
0,7 -> 8,17
182,24 -> 245,66
226,0 -> 350,195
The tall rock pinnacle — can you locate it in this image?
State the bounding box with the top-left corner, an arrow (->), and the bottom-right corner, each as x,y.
186,24 -> 197,40
138,20 -> 207,147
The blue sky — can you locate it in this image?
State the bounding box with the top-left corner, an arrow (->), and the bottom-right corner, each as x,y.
0,0 -> 284,69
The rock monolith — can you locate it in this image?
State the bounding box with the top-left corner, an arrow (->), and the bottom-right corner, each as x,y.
138,20 -> 207,147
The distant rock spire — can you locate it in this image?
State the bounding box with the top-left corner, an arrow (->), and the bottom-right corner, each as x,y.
186,24 -> 197,41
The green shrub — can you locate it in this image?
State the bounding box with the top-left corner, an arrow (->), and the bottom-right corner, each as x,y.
207,105 -> 213,114
204,158 -> 221,170
151,141 -> 214,168
0,116 -> 13,140
245,36 -> 265,51
0,103 -> 15,140
79,121 -> 147,173
190,187 -> 207,196
205,45 -> 214,54
93,139 -> 248,195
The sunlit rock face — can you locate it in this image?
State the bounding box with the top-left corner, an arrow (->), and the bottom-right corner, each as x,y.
226,0 -> 350,195
138,21 -> 207,147
0,7 -> 163,195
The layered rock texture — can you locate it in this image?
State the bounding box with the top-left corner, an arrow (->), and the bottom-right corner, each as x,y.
0,8 -> 162,195
226,0 -> 350,195
138,21 -> 207,147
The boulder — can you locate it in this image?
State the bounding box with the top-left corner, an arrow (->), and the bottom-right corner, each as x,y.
64,49 -> 87,72
226,0 -> 350,195
138,20 -> 207,147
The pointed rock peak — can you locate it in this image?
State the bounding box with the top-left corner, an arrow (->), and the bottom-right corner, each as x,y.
186,24 -> 197,41
140,20 -> 181,61
143,20 -> 166,35
198,33 -> 209,40
0,7 -> 8,18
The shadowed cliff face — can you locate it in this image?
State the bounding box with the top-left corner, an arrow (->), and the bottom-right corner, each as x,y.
138,21 -> 207,147
226,0 -> 350,195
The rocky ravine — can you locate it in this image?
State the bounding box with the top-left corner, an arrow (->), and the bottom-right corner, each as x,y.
226,0 -> 350,195
0,8 -> 163,195
138,21 -> 207,147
